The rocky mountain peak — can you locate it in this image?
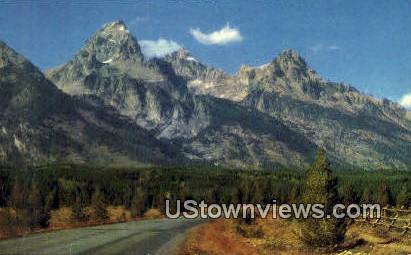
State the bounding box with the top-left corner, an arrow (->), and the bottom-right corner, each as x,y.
166,48 -> 199,64
164,48 -> 212,81
272,49 -> 311,72
0,41 -> 36,71
81,20 -> 144,64
0,40 -> 61,118
0,40 -> 48,84
234,49 -> 316,80
173,48 -> 190,58
233,49 -> 317,87
276,49 -> 303,61
265,49 -> 318,84
100,20 -> 128,33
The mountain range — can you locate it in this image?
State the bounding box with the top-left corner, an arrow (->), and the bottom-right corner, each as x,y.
1,20 -> 410,170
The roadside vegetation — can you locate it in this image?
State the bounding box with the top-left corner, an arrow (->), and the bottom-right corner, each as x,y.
179,151 -> 410,254
0,158 -> 410,243
180,215 -> 411,254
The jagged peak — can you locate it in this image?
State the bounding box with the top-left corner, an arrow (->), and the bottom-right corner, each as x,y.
93,20 -> 133,42
278,48 -> 301,58
166,48 -> 189,59
0,40 -> 19,59
175,48 -> 190,58
167,48 -> 199,63
273,49 -> 307,65
268,48 -> 319,80
100,20 -> 129,34
78,20 -> 143,64
0,40 -> 39,73
0,40 -> 7,49
235,49 -> 308,75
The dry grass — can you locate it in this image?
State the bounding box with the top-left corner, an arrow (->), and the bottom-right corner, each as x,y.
253,217 -> 313,254
50,206 -> 133,228
49,207 -> 75,228
107,206 -> 132,222
180,216 -> 411,255
342,223 -> 411,255
0,206 -> 168,241
0,206 -> 136,240
143,208 -> 163,219
0,208 -> 28,239
180,219 -> 259,255
179,217 -> 317,255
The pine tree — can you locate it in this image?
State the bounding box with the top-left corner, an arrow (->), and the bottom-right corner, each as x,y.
396,184 -> 410,208
361,188 -> 373,204
342,183 -> 359,205
300,149 -> 346,247
375,183 -> 393,206
130,187 -> 144,218
10,179 -> 25,208
27,181 -> 43,228
92,187 -> 108,222
0,174 -> 8,207
289,184 -> 301,204
72,195 -> 88,222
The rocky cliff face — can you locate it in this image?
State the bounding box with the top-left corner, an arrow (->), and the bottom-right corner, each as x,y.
164,49 -> 248,101
174,48 -> 407,120
47,21 -> 209,139
0,40 -> 178,166
165,48 -> 411,169
243,90 -> 411,169
237,50 -> 407,123
46,21 -> 318,169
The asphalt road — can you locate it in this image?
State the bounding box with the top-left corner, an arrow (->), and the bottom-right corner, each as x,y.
0,218 -> 203,255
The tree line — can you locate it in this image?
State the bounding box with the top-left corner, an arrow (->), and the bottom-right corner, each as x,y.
0,163 -> 409,232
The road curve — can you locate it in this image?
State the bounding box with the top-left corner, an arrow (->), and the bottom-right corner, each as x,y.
0,218 -> 203,255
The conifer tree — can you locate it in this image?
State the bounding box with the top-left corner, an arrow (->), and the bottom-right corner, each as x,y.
342,183 -> 359,205
361,188 -> 373,204
396,184 -> 409,208
72,195 -> 88,222
92,187 -> 108,221
300,149 -> 346,247
130,187 -> 144,218
27,181 -> 43,228
375,183 -> 393,206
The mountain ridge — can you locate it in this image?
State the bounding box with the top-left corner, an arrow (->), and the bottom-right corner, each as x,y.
1,20 -> 409,170
162,36 -> 411,170
0,39 -> 180,166
46,21 -> 319,169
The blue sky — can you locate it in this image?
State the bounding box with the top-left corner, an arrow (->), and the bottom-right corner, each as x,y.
0,0 -> 410,106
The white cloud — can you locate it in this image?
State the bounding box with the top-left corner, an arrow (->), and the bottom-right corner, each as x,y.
399,92 -> 411,109
139,39 -> 182,58
190,24 -> 243,45
310,43 -> 340,53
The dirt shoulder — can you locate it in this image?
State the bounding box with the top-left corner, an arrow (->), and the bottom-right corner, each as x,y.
179,217 -> 411,255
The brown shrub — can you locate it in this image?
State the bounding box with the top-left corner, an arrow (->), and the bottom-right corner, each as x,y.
49,207 -> 74,228
107,206 -> 131,222
0,208 -> 22,239
144,208 -> 162,219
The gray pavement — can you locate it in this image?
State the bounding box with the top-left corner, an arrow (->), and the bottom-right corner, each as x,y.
0,218 -> 203,255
